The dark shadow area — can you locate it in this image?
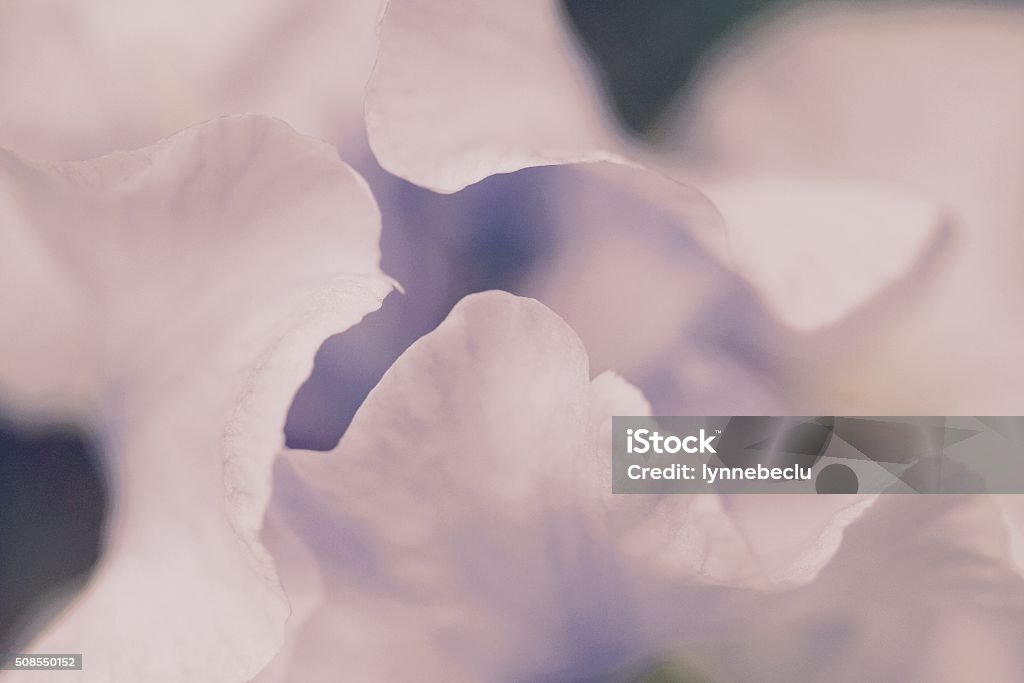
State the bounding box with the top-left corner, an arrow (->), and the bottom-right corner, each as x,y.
0,416 -> 107,651
285,166 -> 561,450
562,0 -> 780,137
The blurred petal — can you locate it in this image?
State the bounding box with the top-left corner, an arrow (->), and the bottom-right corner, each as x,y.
705,175 -> 951,331
705,494 -> 1024,682
0,115 -> 392,680
526,162 -> 947,403
0,0 -> 380,160
675,2 -> 1024,410
366,0 -> 627,194
705,493 -> 874,589
996,495 -> 1024,581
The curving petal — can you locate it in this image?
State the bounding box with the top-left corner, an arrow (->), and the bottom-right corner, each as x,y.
0,115 -> 392,681
527,161 -> 949,368
267,292 -> 868,681
366,0 -> 951,333
366,0 -> 628,194
251,496 -> 328,683
275,292 -> 623,680
275,292 -> 671,681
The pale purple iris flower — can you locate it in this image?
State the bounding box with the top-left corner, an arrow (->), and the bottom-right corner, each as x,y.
2,1 -> 1024,681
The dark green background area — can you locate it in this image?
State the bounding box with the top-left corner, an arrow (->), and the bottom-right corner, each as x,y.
0,422 -> 105,651
562,0 -> 781,137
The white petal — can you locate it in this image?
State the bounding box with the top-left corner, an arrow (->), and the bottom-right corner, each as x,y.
704,175 -> 952,331
0,115 -> 392,681
366,0 -> 627,193
0,0 -> 380,160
